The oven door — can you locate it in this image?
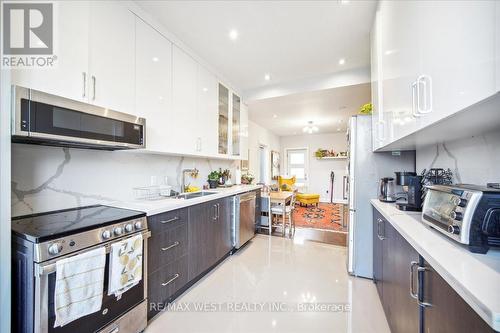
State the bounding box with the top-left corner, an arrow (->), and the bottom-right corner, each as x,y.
34,231 -> 150,333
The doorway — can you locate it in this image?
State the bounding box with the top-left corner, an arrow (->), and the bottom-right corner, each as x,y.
258,144 -> 269,184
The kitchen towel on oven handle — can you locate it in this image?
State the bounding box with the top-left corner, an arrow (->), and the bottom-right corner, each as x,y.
108,233 -> 143,298
54,246 -> 106,327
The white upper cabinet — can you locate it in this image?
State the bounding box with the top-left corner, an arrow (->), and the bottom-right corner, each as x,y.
135,17 -> 172,152
217,83 -> 230,155
10,1 -> 89,102
89,1 -> 135,113
379,0 -> 421,144
240,102 -> 249,161
196,65 -> 218,155
172,45 -> 198,154
417,0 -> 497,127
373,0 -> 498,150
370,8 -> 385,151
231,93 -> 241,157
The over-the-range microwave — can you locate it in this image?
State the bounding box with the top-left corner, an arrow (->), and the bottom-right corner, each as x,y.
11,86 -> 146,150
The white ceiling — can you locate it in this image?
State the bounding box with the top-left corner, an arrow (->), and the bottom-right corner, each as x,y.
136,0 -> 377,91
247,83 -> 371,136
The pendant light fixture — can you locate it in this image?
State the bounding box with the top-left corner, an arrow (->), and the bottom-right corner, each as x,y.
302,121 -> 319,134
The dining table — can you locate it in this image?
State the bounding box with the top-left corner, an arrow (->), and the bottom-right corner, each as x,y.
261,191 -> 295,236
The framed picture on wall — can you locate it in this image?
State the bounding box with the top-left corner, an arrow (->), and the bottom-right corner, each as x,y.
271,150 -> 280,180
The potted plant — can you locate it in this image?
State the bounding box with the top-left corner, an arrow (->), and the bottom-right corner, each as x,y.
241,173 -> 254,185
359,103 -> 373,115
207,171 -> 219,189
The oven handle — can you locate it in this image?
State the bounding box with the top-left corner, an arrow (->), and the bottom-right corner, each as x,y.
35,230 -> 151,276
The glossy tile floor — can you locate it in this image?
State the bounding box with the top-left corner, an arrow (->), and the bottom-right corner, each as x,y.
146,235 -> 390,333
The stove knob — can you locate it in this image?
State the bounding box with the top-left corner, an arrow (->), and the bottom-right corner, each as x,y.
134,221 -> 143,230
450,211 -> 463,221
124,224 -> 134,233
114,227 -> 123,236
48,243 -> 63,256
458,198 -> 467,207
448,225 -> 460,235
102,230 -> 112,240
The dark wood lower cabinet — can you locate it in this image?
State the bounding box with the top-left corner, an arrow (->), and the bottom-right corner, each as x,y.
148,197 -> 234,320
383,219 -> 420,333
422,259 -> 494,333
373,207 -> 420,333
372,207 -> 495,333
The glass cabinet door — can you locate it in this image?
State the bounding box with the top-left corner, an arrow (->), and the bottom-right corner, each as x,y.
218,83 -> 229,154
232,93 -> 241,156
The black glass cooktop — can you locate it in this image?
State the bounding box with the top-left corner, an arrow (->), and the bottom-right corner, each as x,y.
12,205 -> 145,243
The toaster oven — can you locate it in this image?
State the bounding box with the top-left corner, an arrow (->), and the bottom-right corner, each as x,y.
422,184 -> 500,253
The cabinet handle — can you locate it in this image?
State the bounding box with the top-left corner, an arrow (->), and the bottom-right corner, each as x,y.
377,218 -> 386,240
91,75 -> 96,101
161,273 -> 180,286
161,241 -> 179,252
82,72 -> 87,98
409,261 -> 419,299
417,266 -> 432,307
160,217 -> 179,224
212,204 -> 218,221
217,203 -> 220,220
412,81 -> 421,118
416,75 -> 433,115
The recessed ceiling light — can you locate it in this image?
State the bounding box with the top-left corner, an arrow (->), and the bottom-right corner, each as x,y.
338,58 -> 346,65
273,114 -> 278,118
152,57 -> 159,62
229,29 -> 238,40
264,74 -> 271,81
202,87 -> 208,92
340,0 -> 350,4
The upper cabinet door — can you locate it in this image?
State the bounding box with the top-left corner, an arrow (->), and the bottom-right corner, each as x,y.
418,0 -> 496,127
218,83 -> 230,155
135,17 -> 172,152
196,65 -> 218,155
379,0 -> 421,144
231,93 -> 241,156
89,1 -> 135,113
10,1 -> 89,101
240,102 -> 249,161
172,46 -> 198,154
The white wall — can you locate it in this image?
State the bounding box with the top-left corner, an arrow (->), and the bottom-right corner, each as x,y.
247,120 -> 281,184
416,130 -> 500,185
281,132 -> 347,202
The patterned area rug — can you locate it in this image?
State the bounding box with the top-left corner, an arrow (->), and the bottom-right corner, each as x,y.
292,203 -> 347,232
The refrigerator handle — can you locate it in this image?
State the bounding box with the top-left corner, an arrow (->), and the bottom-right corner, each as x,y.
343,176 -> 348,200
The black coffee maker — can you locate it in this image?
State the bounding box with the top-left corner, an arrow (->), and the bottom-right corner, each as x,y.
395,172 -> 423,211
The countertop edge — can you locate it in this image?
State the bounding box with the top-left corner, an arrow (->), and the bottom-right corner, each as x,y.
108,185 -> 262,216
371,199 -> 500,331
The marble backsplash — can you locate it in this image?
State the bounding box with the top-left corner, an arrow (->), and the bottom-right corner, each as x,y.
11,144 -> 238,217
416,129 -> 500,186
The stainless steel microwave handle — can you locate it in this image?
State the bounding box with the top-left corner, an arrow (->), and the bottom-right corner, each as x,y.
35,230 -> 151,276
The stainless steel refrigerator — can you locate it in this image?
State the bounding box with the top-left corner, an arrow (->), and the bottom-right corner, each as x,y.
346,115 -> 415,278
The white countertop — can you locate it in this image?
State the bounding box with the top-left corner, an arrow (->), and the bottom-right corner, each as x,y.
109,185 -> 262,216
371,199 -> 500,331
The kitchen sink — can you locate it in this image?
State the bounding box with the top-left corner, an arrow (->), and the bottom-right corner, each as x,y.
176,191 -> 217,199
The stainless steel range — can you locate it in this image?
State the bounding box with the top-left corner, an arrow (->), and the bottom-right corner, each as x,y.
11,205 -> 150,333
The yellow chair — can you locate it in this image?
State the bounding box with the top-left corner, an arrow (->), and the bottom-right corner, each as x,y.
278,176 -> 296,192
296,193 -> 320,207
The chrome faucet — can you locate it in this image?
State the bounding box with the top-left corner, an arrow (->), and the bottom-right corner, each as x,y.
181,168 -> 199,192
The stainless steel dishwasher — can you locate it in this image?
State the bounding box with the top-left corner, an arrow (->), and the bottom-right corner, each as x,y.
233,191 -> 256,249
